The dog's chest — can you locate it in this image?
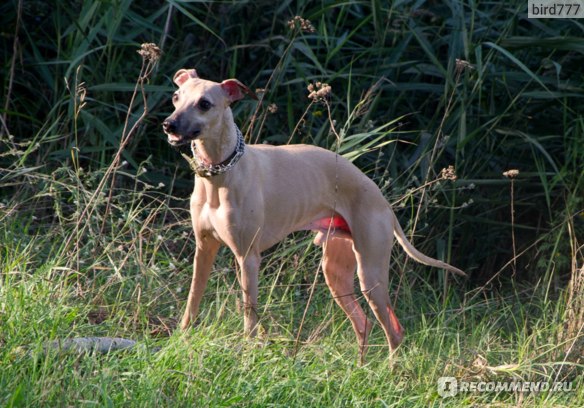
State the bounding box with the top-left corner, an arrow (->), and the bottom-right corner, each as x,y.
193,201 -> 243,246
194,202 -> 222,240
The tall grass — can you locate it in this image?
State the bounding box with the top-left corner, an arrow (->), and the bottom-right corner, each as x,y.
1,0 -> 582,406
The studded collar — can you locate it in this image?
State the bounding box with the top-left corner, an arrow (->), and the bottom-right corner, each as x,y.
188,126 -> 245,178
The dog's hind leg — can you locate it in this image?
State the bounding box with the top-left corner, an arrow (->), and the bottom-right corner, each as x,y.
321,236 -> 374,363
356,263 -> 404,353
351,213 -> 405,354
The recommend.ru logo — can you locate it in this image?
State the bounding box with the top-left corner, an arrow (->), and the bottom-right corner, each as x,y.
437,377 -> 574,398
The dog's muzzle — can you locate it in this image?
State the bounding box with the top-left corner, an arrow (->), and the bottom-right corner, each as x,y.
163,118 -> 200,146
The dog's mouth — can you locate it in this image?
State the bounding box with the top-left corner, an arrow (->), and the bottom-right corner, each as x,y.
165,130 -> 201,147
166,133 -> 187,146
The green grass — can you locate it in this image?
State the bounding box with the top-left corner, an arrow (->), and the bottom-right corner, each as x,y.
1,0 -> 583,406
1,227 -> 581,406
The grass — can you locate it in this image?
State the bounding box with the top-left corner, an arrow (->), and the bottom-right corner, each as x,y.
1,227 -> 581,406
1,0 -> 583,406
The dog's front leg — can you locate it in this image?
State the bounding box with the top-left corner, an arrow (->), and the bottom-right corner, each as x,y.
180,239 -> 221,330
237,252 -> 262,337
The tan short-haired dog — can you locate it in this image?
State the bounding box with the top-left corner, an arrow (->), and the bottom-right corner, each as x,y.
163,69 -> 465,358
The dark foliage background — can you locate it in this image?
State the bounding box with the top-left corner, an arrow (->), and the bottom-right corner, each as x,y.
1,0 -> 582,288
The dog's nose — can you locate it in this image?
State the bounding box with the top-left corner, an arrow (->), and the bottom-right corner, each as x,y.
162,119 -> 177,133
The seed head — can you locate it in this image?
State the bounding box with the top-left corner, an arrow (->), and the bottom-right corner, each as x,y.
138,43 -> 162,62
307,82 -> 332,102
287,16 -> 316,33
455,58 -> 474,74
441,165 -> 457,181
503,169 -> 520,179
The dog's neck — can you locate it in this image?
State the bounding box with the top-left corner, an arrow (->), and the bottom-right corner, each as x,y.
192,120 -> 238,165
189,120 -> 245,178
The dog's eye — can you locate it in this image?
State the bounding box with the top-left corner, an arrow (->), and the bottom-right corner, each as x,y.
172,92 -> 179,103
198,99 -> 212,112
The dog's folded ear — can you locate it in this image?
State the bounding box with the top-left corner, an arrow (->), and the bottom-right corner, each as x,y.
173,69 -> 198,86
220,79 -> 258,104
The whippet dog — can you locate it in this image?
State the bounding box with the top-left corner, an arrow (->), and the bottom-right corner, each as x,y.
163,69 -> 465,358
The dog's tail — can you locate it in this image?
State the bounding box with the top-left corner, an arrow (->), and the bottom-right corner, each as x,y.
392,212 -> 466,277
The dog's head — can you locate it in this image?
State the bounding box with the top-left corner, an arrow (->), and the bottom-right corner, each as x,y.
162,69 -> 257,146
